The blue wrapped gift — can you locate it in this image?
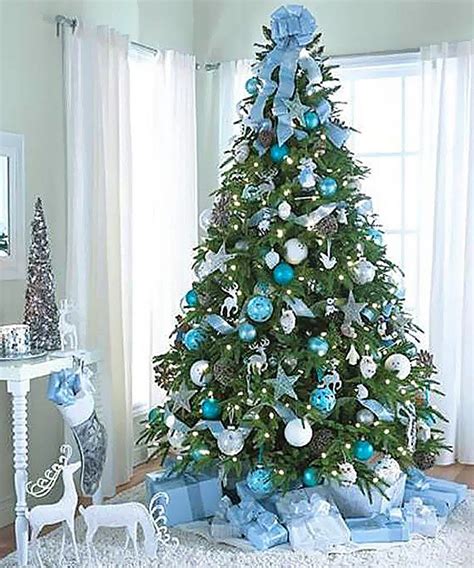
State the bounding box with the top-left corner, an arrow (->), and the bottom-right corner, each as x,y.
235,480 -> 279,514
276,490 -> 350,551
403,497 -> 439,537
406,468 -> 467,509
327,474 -> 406,518
403,486 -> 458,517
346,509 -> 410,543
145,470 -> 222,526
211,496 -> 242,540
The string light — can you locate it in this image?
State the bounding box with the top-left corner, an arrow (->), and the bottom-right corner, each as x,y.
321,452 -> 327,459
345,443 -> 351,449
278,469 -> 285,475
264,432 -> 270,439
276,229 -> 284,238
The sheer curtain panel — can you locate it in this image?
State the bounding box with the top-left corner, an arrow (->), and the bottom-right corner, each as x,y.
420,41 -> 474,464
64,24 -> 134,495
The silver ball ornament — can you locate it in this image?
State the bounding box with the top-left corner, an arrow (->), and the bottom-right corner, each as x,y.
283,238 -> 308,265
190,360 -> 211,387
356,408 -> 375,426
265,248 -> 280,269
278,200 -> 292,220
385,353 -> 411,379
217,428 -> 245,456
284,418 -> 313,447
351,257 -> 376,285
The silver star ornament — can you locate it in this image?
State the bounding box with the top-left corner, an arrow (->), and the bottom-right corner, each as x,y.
171,382 -> 197,413
340,290 -> 367,327
265,365 -> 299,400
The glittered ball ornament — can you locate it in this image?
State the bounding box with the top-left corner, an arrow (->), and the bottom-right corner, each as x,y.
183,328 -> 206,351
245,77 -> 260,95
270,144 -> 289,163
356,408 -> 375,426
200,398 -> 222,420
273,262 -> 295,285
283,238 -> 308,265
247,467 -> 274,497
384,353 -> 411,380
304,110 -> 319,130
185,289 -> 199,307
310,385 -> 336,414
302,467 -> 319,487
353,439 -> 374,461
217,428 -> 245,456
238,322 -> 257,343
246,295 -> 274,323
373,455 -> 401,486
318,177 -> 338,198
190,360 -> 211,387
351,258 -> 376,285
277,200 -> 292,220
284,418 -> 313,447
307,336 -> 329,356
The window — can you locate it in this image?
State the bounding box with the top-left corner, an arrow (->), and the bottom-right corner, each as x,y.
334,53 -> 423,318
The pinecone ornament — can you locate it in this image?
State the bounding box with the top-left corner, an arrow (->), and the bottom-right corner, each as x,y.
210,193 -> 232,228
307,428 -> 336,459
315,215 -> 338,236
213,359 -> 235,385
417,349 -> 434,367
413,450 -> 436,471
174,315 -> 191,349
258,128 -> 274,148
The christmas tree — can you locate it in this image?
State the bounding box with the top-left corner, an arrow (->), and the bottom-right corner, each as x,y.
24,197 -> 61,351
144,5 -> 447,494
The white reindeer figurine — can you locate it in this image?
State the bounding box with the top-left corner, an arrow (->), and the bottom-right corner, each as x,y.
220,284 -> 239,319
246,337 -> 270,375
59,299 -> 78,352
28,453 -> 81,566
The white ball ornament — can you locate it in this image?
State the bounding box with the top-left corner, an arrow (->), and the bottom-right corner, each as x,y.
278,200 -> 292,220
373,455 -> 401,486
359,355 -> 377,379
217,428 -> 245,456
338,462 -> 357,486
283,238 -> 308,265
385,353 -> 411,380
284,418 -> 313,447
351,257 -> 376,285
190,360 -> 211,387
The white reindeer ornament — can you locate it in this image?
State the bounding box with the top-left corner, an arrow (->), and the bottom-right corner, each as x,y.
59,299 -> 78,352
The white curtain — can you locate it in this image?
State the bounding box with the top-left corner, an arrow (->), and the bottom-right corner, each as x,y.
218,60 -> 253,168
64,24 -> 134,495
420,41 -> 474,464
129,49 -> 198,411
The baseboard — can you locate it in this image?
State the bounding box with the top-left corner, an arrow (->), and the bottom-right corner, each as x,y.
0,494 -> 13,528
133,410 -> 148,467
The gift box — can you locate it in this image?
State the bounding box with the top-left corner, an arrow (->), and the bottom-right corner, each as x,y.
276,490 -> 350,551
406,468 -> 467,512
403,497 -> 439,537
145,470 -> 222,526
403,486 -> 458,517
210,496 -> 242,540
326,474 -> 406,518
346,509 -> 410,544
227,495 -> 288,550
235,480 -> 279,514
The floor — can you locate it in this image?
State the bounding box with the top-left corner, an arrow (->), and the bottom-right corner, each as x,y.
0,461 -> 472,560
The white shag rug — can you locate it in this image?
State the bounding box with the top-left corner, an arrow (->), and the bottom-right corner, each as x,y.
1,484 -> 473,568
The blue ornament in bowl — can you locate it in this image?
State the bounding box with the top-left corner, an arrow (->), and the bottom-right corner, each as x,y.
302,466 -> 319,487
318,177 -> 338,197
185,289 -> 199,307
272,262 -> 295,285
246,295 -> 274,323
310,385 -> 336,414
245,77 -> 260,95
307,336 -> 329,356
238,322 -> 257,342
304,110 -> 319,130
184,328 -> 206,351
201,398 -> 222,420
353,439 -> 374,461
270,144 -> 289,163
246,467 -> 274,497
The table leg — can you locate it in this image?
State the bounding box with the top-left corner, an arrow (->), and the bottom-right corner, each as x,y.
7,380 -> 30,567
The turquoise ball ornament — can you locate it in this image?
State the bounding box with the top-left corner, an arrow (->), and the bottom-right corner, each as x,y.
246,467 -> 274,497
302,467 -> 319,487
318,177 -> 338,197
200,398 -> 222,420
238,322 -> 257,342
270,144 -> 289,163
304,111 -> 319,130
191,445 -> 207,462
184,328 -> 206,351
310,385 -> 336,414
148,407 -> 162,425
353,439 -> 375,461
307,336 -> 329,356
185,289 -> 199,307
246,295 -> 274,323
245,77 -> 260,95
273,262 -> 295,285
367,228 -> 383,246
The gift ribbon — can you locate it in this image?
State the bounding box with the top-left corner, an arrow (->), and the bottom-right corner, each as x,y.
249,5 -> 320,147
350,512 -> 404,530
204,314 -> 235,335
404,497 -> 434,518
47,368 -> 81,406
293,202 -> 338,229
284,295 -> 315,317
406,467 -> 430,490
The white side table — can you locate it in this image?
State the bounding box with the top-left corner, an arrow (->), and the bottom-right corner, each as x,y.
0,350 -> 97,567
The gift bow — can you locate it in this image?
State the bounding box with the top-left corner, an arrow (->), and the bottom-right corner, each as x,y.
404,497 -> 434,518
47,368 -> 81,406
406,467 -> 430,490
250,5 -> 320,147
238,498 -> 279,531
280,493 -> 331,520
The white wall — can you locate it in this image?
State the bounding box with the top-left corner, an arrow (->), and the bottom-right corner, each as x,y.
0,0 -> 193,528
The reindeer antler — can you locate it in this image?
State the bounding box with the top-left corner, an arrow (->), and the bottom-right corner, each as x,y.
26,445 -> 72,498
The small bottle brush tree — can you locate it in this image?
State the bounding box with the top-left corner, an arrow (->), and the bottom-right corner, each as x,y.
143,5 -> 448,493
24,197 -> 61,351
